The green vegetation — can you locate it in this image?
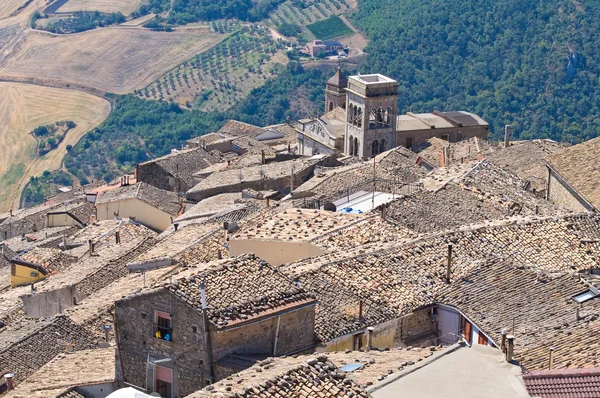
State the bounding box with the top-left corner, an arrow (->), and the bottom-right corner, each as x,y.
22,170 -> 73,207
276,21 -> 301,37
139,25 -> 288,111
269,0 -> 352,35
38,11 -> 125,34
306,15 -> 351,40
66,62 -> 328,184
353,0 -> 600,142
32,121 -> 76,156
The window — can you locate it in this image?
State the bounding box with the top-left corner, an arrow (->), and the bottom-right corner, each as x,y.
154,311 -> 172,342
573,287 -> 599,303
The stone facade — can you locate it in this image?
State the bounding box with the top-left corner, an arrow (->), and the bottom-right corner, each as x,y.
115,289 -> 211,397
116,289 -> 316,396
546,166 -> 591,212
212,304 -> 316,380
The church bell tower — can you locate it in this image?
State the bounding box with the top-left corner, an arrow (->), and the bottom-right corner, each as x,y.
325,67 -> 348,113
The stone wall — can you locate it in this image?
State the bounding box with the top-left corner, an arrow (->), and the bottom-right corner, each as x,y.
137,163 -> 178,192
21,285 -> 86,318
547,169 -> 590,212
210,304 -> 316,363
115,289 -> 210,397
320,308 -> 437,352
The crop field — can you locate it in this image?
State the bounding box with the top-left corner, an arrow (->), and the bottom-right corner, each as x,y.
57,0 -> 142,15
139,26 -> 289,111
306,15 -> 352,40
0,28 -> 225,94
0,0 -> 28,20
269,0 -> 356,28
0,82 -> 110,212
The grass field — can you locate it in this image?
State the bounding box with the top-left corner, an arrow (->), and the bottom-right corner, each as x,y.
57,0 -> 142,15
0,82 -> 110,212
139,26 -> 289,111
0,28 -> 225,94
306,15 -> 352,40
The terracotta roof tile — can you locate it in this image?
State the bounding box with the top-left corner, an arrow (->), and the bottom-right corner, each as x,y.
523,367 -> 600,398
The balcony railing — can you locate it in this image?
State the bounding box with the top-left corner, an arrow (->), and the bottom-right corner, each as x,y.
153,324 -> 173,342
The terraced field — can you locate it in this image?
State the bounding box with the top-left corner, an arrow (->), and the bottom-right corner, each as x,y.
139,26 -> 289,111
57,0 -> 143,15
0,28 -> 225,93
269,0 -> 357,29
0,82 -> 110,212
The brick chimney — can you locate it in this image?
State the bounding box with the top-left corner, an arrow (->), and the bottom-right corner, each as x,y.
3,373 -> 14,391
366,327 -> 374,351
505,335 -> 515,362
548,346 -> 555,369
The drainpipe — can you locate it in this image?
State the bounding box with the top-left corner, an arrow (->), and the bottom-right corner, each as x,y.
273,316 -> 281,356
201,282 -> 215,384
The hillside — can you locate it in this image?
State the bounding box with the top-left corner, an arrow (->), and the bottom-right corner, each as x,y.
352,0 -> 600,142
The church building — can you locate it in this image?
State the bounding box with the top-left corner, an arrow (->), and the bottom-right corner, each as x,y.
295,68 -> 489,159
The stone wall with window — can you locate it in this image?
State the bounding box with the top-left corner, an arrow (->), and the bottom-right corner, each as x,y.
115,289 -> 210,398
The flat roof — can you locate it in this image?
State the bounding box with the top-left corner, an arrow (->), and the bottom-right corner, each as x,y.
350,74 -> 397,84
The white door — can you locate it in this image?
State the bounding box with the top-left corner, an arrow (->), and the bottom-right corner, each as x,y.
437,308 -> 460,345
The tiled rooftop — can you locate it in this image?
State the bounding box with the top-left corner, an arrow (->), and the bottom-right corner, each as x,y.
5,347 -> 115,398
96,182 -> 183,216
14,247 -> 77,274
546,136 -> 600,210
487,139 -> 569,192
165,254 -> 315,328
281,213 -> 600,341
523,367 -> 600,398
232,208 -> 364,242
137,147 -> 221,191
438,259 -> 600,371
187,348 -> 440,397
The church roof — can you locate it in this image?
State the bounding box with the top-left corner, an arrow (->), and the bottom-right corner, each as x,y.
327,67 -> 348,88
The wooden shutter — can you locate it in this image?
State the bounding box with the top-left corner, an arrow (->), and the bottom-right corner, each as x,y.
464,321 -> 472,343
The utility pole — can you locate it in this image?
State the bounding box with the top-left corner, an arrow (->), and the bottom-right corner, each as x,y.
372,156 -> 376,209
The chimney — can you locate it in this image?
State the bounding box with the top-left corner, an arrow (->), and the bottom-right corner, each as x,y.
358,300 -> 364,321
505,335 -> 515,362
548,347 -> 555,370
504,125 -> 510,148
266,198 -> 270,207
500,328 -> 508,353
88,239 -> 94,256
173,222 -> 179,232
576,305 -> 582,321
261,150 -> 265,165
366,326 -> 374,351
446,244 -> 453,283
115,231 -> 120,244
217,249 -> 222,260
4,373 -> 14,391
134,164 -> 139,179
200,281 -> 207,309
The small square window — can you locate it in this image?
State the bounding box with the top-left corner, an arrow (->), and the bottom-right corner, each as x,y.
192,326 -> 197,333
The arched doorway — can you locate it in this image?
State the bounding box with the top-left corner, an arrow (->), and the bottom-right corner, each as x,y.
372,140 -> 379,157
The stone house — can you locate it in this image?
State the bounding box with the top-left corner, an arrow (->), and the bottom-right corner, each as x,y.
95,182 -> 184,232
135,148 -> 221,193
115,254 -> 317,397
10,247 -> 76,287
545,136 -> 600,212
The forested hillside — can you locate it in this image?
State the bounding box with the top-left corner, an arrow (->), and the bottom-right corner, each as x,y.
352,0 -> 600,142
